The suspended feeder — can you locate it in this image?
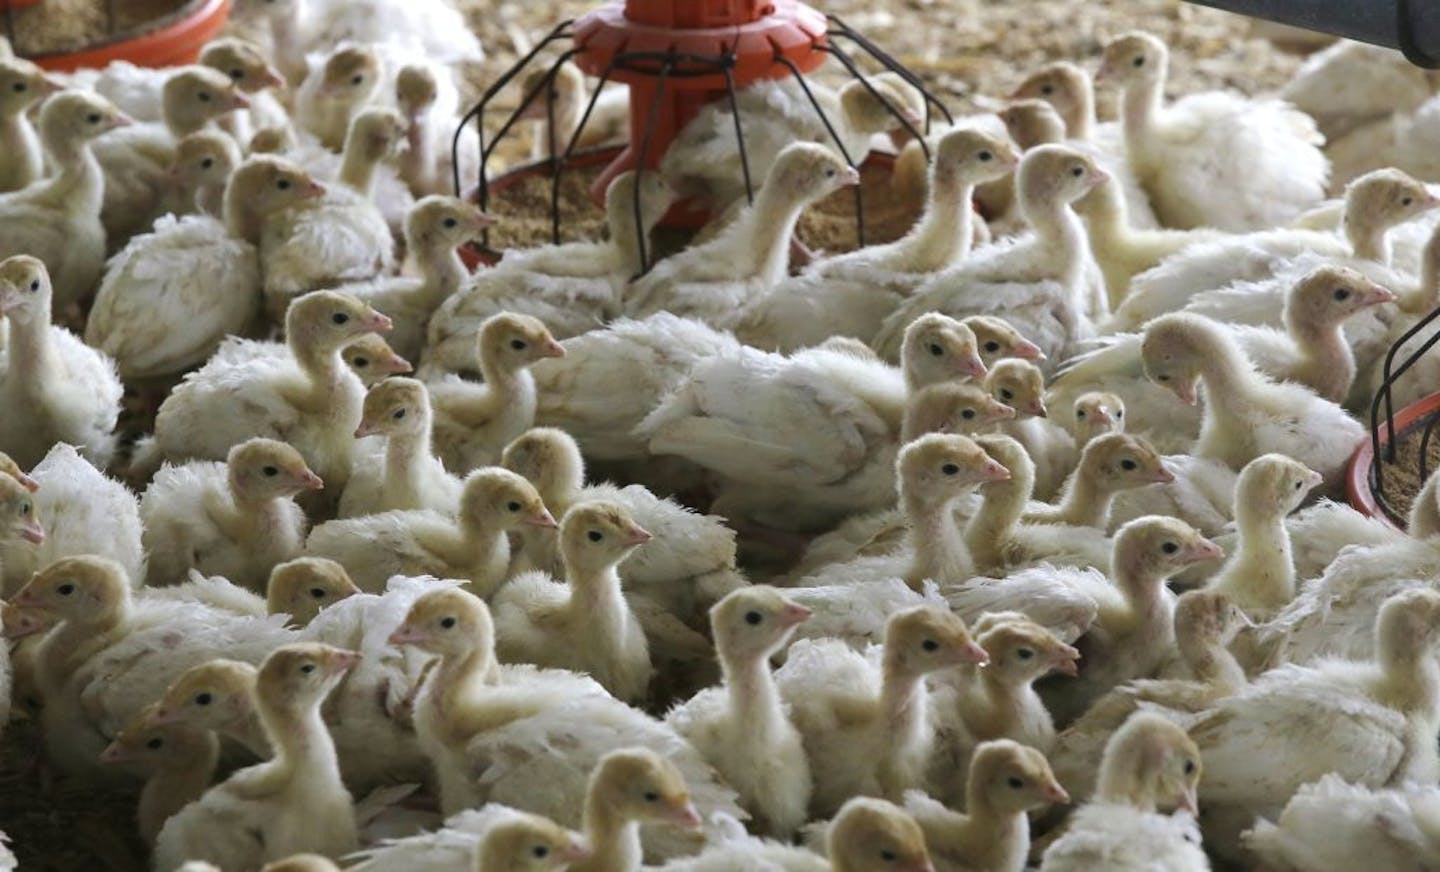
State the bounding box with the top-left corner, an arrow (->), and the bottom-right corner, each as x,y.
452,0 -> 953,270
2,0 -> 230,72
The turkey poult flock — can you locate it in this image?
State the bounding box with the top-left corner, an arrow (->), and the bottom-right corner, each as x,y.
5,0 -> 1440,870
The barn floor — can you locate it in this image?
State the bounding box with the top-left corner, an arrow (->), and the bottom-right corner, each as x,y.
4,1 -> 1310,868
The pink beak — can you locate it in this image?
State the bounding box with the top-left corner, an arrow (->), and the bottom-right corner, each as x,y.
1188,538 -> 1225,563
1043,781 -> 1072,804
354,421 -> 379,438
980,459 -> 1011,482
14,473 -> 38,493
838,165 -> 862,186
0,606 -> 49,639
540,339 -> 567,359
469,210 -> 498,231
959,641 -> 990,665
304,179 -> 327,198
963,356 -> 989,380
1012,338 -> 1045,361
1360,284 -> 1399,307
98,742 -> 132,764
19,519 -> 45,545
1087,167 -> 1111,187
1051,646 -> 1082,677
780,603 -> 812,627
387,625 -> 427,646
1028,399 -> 1048,417
365,312 -> 394,333
989,403 -> 1016,421
621,524 -> 654,547
1151,464 -> 1176,484
560,839 -> 592,863
296,470 -> 324,491
261,67 -> 287,90
671,802 -> 703,829
227,91 -> 251,110
143,706 -> 180,727
38,76 -> 65,96
379,353 -> 413,374
524,509 -> 559,529
327,650 -> 361,675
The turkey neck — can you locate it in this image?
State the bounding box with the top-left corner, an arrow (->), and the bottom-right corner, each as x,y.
1049,465 -> 1112,528
1118,68 -> 1166,170
252,684 -> 344,794
0,110 -> 41,191
1066,79 -> 1098,141
339,139 -> 384,198
609,191 -> 659,280
139,732 -> 219,842
6,296 -> 58,404
1111,555 -> 1174,643
878,656 -> 930,765
1094,745 -> 1160,812
576,793 -> 642,872
965,458 -> 1034,573
1215,496 -> 1294,613
36,123 -> 103,213
963,669 -> 1033,741
210,480 -> 293,548
1187,325 -> 1264,425
1285,310 -> 1354,402
963,777 -> 1029,861
1178,627 -> 1245,693
412,238 -> 467,310
1019,184 -> 1089,288
37,598 -> 131,692
743,181 -> 815,286
1374,629 -> 1440,717
565,554 -> 634,662
721,643 -> 787,747
223,181 -> 267,243
904,487 -> 973,591
888,170 -> 977,273
1404,236 -> 1440,315
400,109 -> 436,192
194,176 -> 227,218
422,642 -> 506,747
1344,210 -> 1390,264
287,337 -> 355,417
384,411 -> 435,508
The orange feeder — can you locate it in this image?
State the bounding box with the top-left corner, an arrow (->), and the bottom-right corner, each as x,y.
571,0 -> 828,207
6,0 -> 231,72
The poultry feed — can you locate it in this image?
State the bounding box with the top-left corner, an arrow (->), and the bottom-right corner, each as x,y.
9,0 -> 1440,870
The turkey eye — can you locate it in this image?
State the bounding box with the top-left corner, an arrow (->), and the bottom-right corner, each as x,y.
1132,56 -> 1146,67
1076,410 -> 1086,418
1294,480 -> 1303,490
928,343 -> 944,357
146,737 -> 164,749
1000,389 -> 1013,400
392,409 -> 406,420
300,664 -> 316,674
1070,166 -> 1084,177
961,409 -> 976,420
921,639 -> 939,652
1155,373 -> 1170,381
510,339 -> 527,350
309,587 -> 327,599
744,610 -> 763,625
352,357 -> 369,368
87,113 -> 101,124
1115,410 -> 1124,419
1162,542 -> 1179,554
197,92 -> 212,102
351,75 -> 364,86
440,616 -> 457,629
276,179 -> 291,190
12,83 -> 25,93
1040,84 -> 1054,95
195,693 -> 213,705
1333,288 -> 1350,301
1017,648 -> 1034,659
229,69 -> 244,80
332,312 -> 350,325
506,501 -> 521,512
643,791 -> 659,802
941,463 -> 960,475
1402,196 -> 1414,206
57,584 -> 74,596
28,280 -> 37,292
262,466 -> 279,477
19,503 -> 29,515
1120,459 -> 1137,471
824,167 -> 836,178
1007,776 -> 1025,788
588,530 -> 603,542
1183,759 -> 1196,774
532,846 -> 549,859
442,217 -> 458,228
881,850 -> 898,862
977,150 -> 993,162
201,158 -> 215,169
984,341 -> 1000,353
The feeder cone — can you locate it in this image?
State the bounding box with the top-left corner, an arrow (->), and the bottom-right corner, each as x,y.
572,0 -> 828,217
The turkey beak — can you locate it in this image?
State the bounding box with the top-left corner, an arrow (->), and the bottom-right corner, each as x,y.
354,420 -> 380,439
979,459 -> 1011,482
365,311 -> 394,333
524,509 -> 559,529
1358,282 -> 1398,308
38,75 -> 65,96
468,210 -> 498,234
1051,645 -> 1081,677
1168,379 -> 1198,406
1086,167 -> 1111,188
839,165 -> 862,187
1042,780 -> 1071,804
379,353 -> 413,375
1152,463 -> 1176,484
1090,407 -> 1114,428
0,605 -> 48,639
1188,538 -> 1225,563
560,838 -> 592,863
620,523 -> 653,547
540,338 -> 567,359
98,741 -> 132,764
108,113 -> 135,130
261,67 -> 287,90
1305,468 -> 1324,490
326,649 -> 361,676
1012,338 -> 1045,361
13,473 -> 38,493
387,624 -> 428,646
670,801 -> 703,829
296,470 -> 324,491
19,517 -> 45,544
957,640 -> 990,666
780,602 -> 812,627
1028,398 -> 1049,418
990,402 -> 1016,421
143,705 -> 179,727
226,90 -> 252,111
303,179 -> 327,198
962,355 -> 988,380
1176,784 -> 1200,817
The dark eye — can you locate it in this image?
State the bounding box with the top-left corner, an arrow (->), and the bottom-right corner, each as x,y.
11,82 -> 25,93
1007,776 -> 1025,788
309,587 -> 327,599
928,343 -> 944,357
1071,166 -> 1084,177
984,341 -> 1000,353
1017,647 -> 1034,659
300,664 -> 316,674
1183,758 -> 1196,775
1115,410 -> 1123,419
351,75 -> 364,86
588,530 -> 603,542
977,150 -> 993,162
352,357 -> 369,368
744,610 -> 763,625
922,639 -> 939,652
510,339 -> 527,351
229,68 -> 244,80
1155,373 -> 1170,382
1076,409 -> 1087,419
195,692 -> 213,705
1294,480 -> 1303,490
332,312 -> 350,325
277,178 -> 291,190
1403,196 -> 1415,206
824,167 -> 836,178
1333,288 -> 1351,301
1120,459 -> 1137,471
28,280 -> 38,292
57,584 -> 74,596
19,503 -> 29,515
1040,84 -> 1055,95
881,850 -> 898,862
643,791 -> 659,802
197,91 -> 212,102
440,616 -> 457,629
961,409 -> 976,420
1132,56 -> 1146,67
442,217 -> 458,228
532,846 -> 549,859
200,157 -> 215,169
941,463 -> 960,476
506,501 -> 521,512
1162,542 -> 1179,555
392,409 -> 406,420
87,113 -> 101,124
262,466 -> 279,477
1000,388 -> 1013,401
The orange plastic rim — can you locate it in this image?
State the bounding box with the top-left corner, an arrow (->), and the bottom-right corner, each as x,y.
28,0 -> 232,73
1345,389 -> 1440,530
0,0 -> 44,11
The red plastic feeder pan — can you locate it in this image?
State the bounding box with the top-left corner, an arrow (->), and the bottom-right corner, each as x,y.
3,0 -> 231,72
